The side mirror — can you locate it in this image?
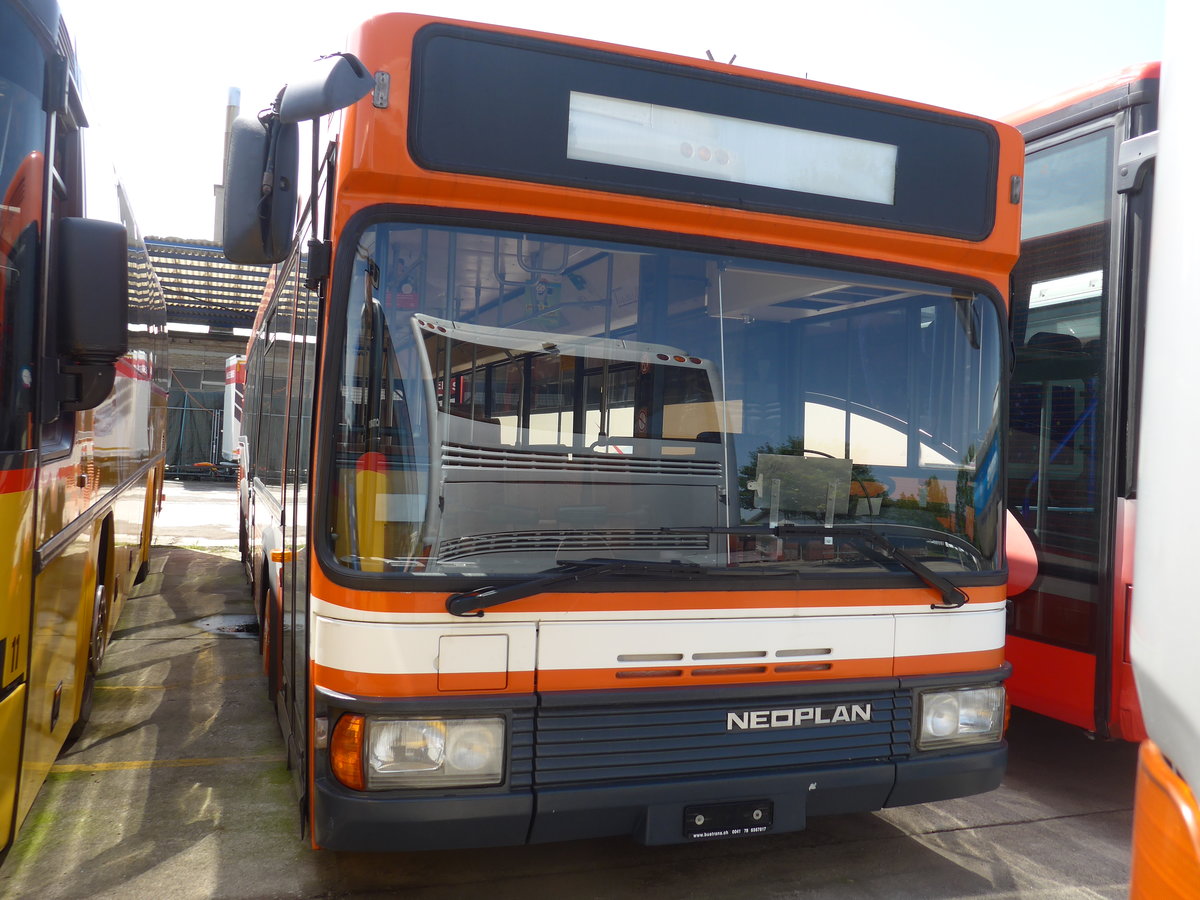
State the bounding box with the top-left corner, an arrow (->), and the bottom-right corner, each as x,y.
222,115 -> 299,265
55,217 -> 129,413
221,53 -> 371,266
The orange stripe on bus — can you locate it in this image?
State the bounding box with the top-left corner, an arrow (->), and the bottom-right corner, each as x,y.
310,565 -> 1005,615
313,648 -> 1004,699
314,665 -> 534,698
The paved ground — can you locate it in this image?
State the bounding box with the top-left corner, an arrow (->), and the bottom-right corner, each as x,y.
152,478 -> 241,548
0,481 -> 1139,898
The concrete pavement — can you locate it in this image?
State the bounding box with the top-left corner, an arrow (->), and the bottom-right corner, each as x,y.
152,478 -> 240,548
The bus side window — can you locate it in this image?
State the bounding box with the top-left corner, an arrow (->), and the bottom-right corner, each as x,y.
257,307 -> 292,502
242,342 -> 262,480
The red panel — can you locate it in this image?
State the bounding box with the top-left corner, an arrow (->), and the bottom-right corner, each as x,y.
1005,635 -> 1096,730
1109,500 -> 1147,741
1113,660 -> 1147,742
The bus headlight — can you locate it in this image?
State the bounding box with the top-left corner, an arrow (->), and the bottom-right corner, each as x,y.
360,716 -> 505,789
917,686 -> 1005,750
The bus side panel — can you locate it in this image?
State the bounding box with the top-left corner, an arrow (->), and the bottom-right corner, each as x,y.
1112,650 -> 1146,740
1005,634 -> 1095,730
18,530 -> 95,828
1110,497 -> 1146,741
0,477 -> 34,851
107,467 -> 153,608
102,380 -> 149,601
107,485 -> 142,635
0,683 -> 26,849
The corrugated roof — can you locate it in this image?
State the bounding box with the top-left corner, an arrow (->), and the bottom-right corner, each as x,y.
146,237 -> 270,330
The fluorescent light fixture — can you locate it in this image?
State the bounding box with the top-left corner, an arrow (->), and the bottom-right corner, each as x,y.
567,92 -> 897,205
1029,270 -> 1103,309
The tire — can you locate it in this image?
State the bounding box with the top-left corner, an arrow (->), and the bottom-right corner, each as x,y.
253,562 -> 267,652
239,510 -> 250,567
65,581 -> 108,747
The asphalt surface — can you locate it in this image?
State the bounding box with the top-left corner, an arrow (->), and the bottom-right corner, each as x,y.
0,479 -> 1139,899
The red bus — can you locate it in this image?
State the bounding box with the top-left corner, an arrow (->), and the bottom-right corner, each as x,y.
1004,63 -> 1159,740
226,14 -> 1026,850
0,0 -> 167,855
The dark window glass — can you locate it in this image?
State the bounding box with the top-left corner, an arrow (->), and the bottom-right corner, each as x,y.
411,26 -> 998,240
256,303 -> 293,502
1008,128 -> 1114,652
284,247 -> 319,747
0,11 -> 47,454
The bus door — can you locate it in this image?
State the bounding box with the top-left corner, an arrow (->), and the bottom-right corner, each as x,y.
1006,116 -> 1148,738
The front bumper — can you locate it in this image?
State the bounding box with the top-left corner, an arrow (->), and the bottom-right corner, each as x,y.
310,674 -> 1007,851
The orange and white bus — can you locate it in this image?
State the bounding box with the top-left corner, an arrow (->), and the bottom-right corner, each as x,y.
1003,62 -> 1160,740
227,13 -> 1026,850
0,0 -> 168,857
1129,7 -> 1200,894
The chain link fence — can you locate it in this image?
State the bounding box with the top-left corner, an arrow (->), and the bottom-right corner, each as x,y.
166,374 -> 235,480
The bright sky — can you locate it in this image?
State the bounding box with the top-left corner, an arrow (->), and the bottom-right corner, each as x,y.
58,0 -> 1164,240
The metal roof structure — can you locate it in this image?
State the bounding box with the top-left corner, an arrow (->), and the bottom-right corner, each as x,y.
146,237 -> 270,331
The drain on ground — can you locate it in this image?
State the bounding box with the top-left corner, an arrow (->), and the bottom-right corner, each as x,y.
191,614 -> 259,637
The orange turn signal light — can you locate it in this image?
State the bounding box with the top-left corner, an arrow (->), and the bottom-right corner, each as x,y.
330,714 -> 366,791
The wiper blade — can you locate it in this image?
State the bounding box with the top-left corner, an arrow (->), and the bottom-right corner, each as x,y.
446,557 -> 719,617
660,524 -> 968,609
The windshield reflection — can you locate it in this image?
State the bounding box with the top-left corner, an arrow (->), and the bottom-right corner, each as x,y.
0,11 -> 48,453
328,224 -> 1003,578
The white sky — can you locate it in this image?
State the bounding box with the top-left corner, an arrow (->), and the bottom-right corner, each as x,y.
58,0 -> 1164,240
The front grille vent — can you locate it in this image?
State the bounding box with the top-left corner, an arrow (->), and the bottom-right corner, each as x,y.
438,530 -> 709,562
442,442 -> 723,479
533,689 -> 912,787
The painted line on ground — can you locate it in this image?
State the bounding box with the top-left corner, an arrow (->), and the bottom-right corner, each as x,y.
51,754 -> 285,773
96,672 -> 263,690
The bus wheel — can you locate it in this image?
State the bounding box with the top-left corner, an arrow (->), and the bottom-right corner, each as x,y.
66,581 -> 108,746
239,512 -> 249,568
253,562 -> 267,652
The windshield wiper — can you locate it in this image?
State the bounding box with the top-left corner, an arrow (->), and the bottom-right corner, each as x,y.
660,524 -> 969,610
446,557 -> 739,617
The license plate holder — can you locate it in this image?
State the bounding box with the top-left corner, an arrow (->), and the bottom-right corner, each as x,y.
683,799 -> 773,840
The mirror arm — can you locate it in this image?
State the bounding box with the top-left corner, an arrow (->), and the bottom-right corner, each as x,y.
308,118 -> 321,270
59,363 -> 117,414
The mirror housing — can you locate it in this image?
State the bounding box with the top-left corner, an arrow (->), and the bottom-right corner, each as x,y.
55,217 -> 129,413
278,53 -> 374,124
222,114 -> 299,265
221,53 -> 371,266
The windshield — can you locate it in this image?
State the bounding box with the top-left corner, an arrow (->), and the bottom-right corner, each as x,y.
326,222 -> 1004,579
0,8 -> 47,453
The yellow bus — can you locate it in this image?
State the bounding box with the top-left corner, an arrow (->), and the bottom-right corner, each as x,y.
0,0 -> 168,856
227,13 -> 1027,850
